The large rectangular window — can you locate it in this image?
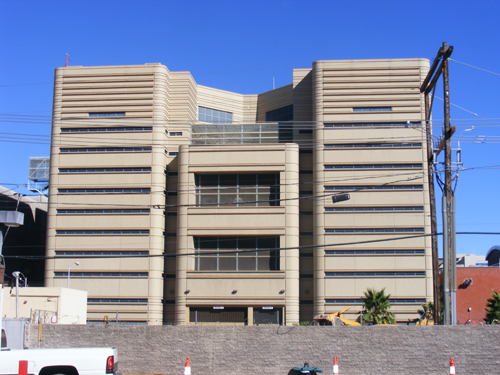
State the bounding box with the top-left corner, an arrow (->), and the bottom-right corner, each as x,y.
194,236 -> 280,271
195,173 -> 279,207
266,105 -> 293,122
198,107 -> 233,124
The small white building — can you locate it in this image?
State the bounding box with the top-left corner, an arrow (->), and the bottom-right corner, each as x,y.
2,287 -> 87,324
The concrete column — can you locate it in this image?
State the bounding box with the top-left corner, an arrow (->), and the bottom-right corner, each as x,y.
45,68 -> 64,288
147,66 -> 170,325
175,145 -> 190,324
284,144 -> 300,325
312,62 -> 326,317
247,307 -> 253,326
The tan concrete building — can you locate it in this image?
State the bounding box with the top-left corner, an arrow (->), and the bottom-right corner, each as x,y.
45,58 -> 432,325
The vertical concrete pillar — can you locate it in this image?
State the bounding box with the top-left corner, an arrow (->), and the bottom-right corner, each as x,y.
312,62 -> 326,317
176,145 -> 190,324
147,66 -> 170,325
284,144 -> 300,325
45,68 -> 64,288
247,307 -> 253,326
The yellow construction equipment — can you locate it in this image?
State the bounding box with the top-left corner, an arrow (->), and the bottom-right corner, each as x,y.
416,309 -> 434,325
312,307 -> 361,326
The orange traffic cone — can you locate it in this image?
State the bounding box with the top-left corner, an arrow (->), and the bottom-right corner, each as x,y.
184,356 -> 191,375
333,355 -> 339,375
449,358 -> 455,375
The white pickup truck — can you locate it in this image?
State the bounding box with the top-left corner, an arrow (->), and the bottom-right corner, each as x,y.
0,329 -> 119,375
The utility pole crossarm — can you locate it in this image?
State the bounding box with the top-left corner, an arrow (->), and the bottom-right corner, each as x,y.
420,46 -> 454,94
420,46 -> 446,93
434,126 -> 456,160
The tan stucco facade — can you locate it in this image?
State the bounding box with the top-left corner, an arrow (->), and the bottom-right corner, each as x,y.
46,58 -> 432,325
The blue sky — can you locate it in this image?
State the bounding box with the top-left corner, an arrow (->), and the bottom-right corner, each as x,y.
1,1 -> 499,256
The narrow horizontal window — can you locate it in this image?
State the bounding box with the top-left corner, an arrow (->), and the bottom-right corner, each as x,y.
59,167 -> 151,173
168,152 -> 178,156
61,126 -> 151,132
299,149 -> 313,154
300,274 -> 313,278
299,129 -> 313,134
56,230 -> 149,235
88,298 -> 148,303
166,233 -> 176,237
58,188 -> 150,194
325,122 -> 420,128
166,212 -> 177,217
167,171 -> 178,176
166,191 -> 177,196
326,206 -> 424,212
326,271 -> 425,277
326,185 -> 423,191
60,147 -> 151,153
325,143 -> 421,149
326,298 -> 427,304
55,272 -> 148,277
326,228 -> 424,233
326,299 -> 362,304
299,170 -> 313,175
89,112 -> 125,117
325,164 -> 422,169
57,208 -> 150,214
326,249 -> 425,255
55,251 -> 149,256
353,107 -> 392,112
300,232 -> 313,236
300,211 -> 313,215
169,132 -> 182,136
299,191 -> 313,196
299,252 -> 313,257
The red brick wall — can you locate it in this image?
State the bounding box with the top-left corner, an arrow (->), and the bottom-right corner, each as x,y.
456,267 -> 500,324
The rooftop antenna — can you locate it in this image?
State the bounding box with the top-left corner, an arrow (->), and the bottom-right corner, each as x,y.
66,54 -> 69,67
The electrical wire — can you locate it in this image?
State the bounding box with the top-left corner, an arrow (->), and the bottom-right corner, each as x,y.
3,231 -> 500,261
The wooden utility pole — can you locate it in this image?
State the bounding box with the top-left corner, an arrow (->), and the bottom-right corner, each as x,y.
420,42 -> 453,324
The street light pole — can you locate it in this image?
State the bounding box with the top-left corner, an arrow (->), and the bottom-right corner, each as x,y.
67,262 -> 80,288
12,271 -> 20,318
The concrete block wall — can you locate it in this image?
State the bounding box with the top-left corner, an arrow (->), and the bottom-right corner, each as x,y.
26,324 -> 500,374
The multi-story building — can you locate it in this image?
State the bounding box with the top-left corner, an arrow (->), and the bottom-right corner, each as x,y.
45,58 -> 433,325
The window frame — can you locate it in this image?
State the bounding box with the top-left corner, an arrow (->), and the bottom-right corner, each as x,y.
195,173 -> 280,207
194,236 -> 280,272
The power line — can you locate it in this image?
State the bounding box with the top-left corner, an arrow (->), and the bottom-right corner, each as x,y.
4,231 -> 500,261
450,59 -> 500,78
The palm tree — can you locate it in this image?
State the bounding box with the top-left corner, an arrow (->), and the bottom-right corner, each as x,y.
484,290 -> 500,324
360,288 -> 396,325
